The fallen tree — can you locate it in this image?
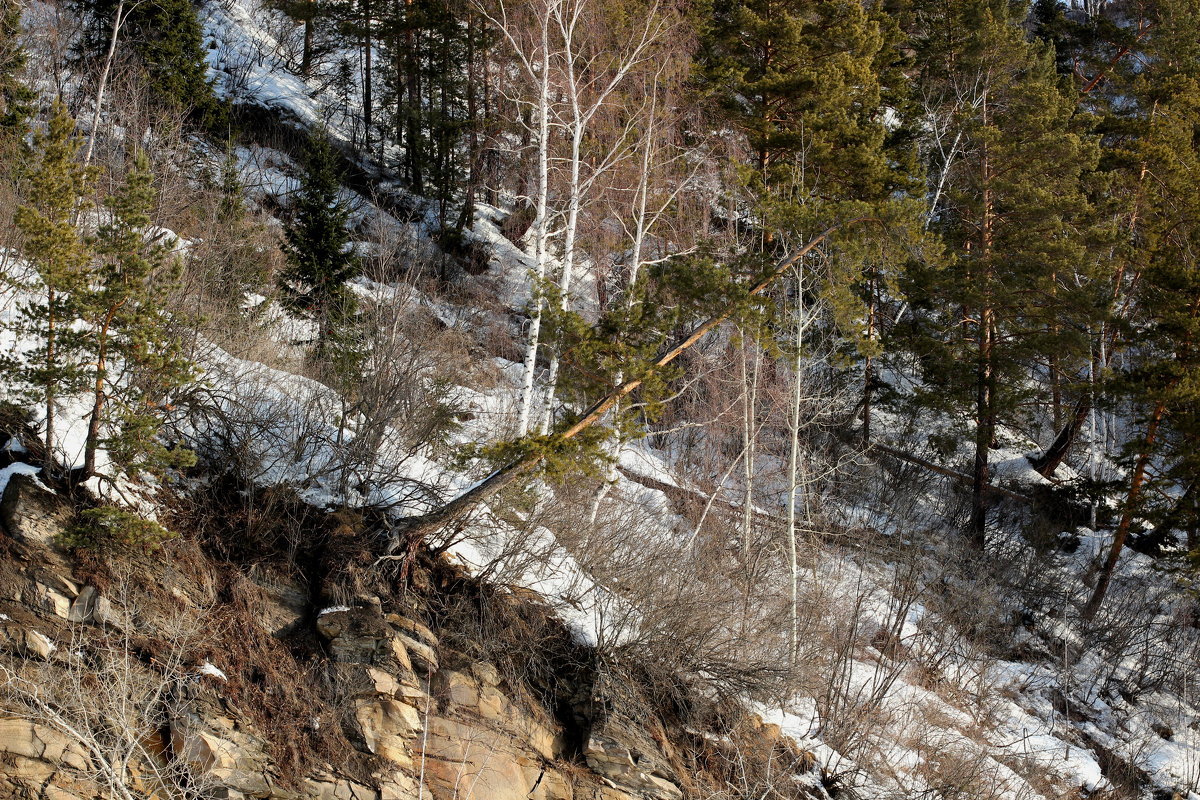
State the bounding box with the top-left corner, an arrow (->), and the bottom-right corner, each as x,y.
378,223 -> 854,573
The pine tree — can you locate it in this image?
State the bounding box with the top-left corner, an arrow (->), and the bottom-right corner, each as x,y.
901,0 -> 1099,546
1026,0 -> 1161,479
9,102 -> 96,470
699,0 -> 923,444
81,150 -> 195,480
700,0 -> 906,211
1082,0 -> 1200,617
278,133 -> 359,351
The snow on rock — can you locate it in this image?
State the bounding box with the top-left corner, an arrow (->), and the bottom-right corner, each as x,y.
0,462 -> 44,497
197,661 -> 228,681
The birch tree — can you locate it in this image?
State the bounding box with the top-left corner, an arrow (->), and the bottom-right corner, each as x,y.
535,0 -> 669,434
483,0 -> 558,436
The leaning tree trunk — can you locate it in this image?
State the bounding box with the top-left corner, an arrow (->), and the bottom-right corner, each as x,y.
380,223 -> 857,574
1082,401 -> 1166,620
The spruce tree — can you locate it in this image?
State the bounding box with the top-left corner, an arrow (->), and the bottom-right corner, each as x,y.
278,133 -> 359,351
74,0 -> 222,125
81,150 -> 195,480
9,103 -> 96,469
0,0 -> 33,142
378,0 -> 470,213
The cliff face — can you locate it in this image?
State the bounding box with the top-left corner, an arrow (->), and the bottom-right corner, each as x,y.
0,474 -> 823,800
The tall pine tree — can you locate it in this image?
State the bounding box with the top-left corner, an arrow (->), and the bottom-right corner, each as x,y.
1083,0 -> 1200,617
81,150 -> 195,480
9,103 -> 96,470
902,0 -> 1099,546
699,0 -> 923,445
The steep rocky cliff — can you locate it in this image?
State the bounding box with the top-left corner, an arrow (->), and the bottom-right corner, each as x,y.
0,473 -> 825,800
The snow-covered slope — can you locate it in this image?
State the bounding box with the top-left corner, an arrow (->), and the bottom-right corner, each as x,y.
3,0 -> 1198,795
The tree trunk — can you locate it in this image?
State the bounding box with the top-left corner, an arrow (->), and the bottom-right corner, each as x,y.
435,30 -> 451,230
1031,396 -> 1090,477
383,224 -> 851,565
785,270 -> 806,667
862,280 -> 876,446
404,0 -> 423,194
970,90 -> 994,548
739,331 -> 759,563
455,12 -> 479,234
83,312 -> 117,479
302,12 -> 314,76
363,0 -> 372,151
483,49 -> 497,206
514,11 -> 553,437
83,0 -> 125,168
44,289 -> 57,469
1082,401 -> 1166,620
969,308 -> 995,548
537,88 -> 584,436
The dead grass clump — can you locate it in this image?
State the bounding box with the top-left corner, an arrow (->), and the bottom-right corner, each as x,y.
679,702 -> 822,800
169,479 -> 385,603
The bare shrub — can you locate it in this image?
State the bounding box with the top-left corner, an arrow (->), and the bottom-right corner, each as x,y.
0,579 -> 216,800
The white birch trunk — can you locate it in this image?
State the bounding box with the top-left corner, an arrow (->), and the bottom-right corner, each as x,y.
785,268 -> 807,667
586,88 -> 659,523
537,0 -> 661,433
83,0 -> 126,168
515,3 -> 555,437
740,331 -> 760,562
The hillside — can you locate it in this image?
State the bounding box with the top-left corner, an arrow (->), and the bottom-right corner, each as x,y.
0,0 -> 1199,798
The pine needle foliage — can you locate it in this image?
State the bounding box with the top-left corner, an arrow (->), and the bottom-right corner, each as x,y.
82,149 -> 196,479
8,102 -> 97,467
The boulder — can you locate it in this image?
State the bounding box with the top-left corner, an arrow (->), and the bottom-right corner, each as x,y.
316,606 -> 410,669
353,696 -> 421,766
36,581 -> 73,618
0,472 -> 72,545
469,661 -> 500,687
585,733 -> 682,800
171,716 -> 278,798
395,632 -> 438,675
22,627 -> 57,659
385,613 -> 439,649
245,572 -> 310,638
0,753 -> 96,800
66,586 -> 97,623
304,773 -> 380,800
419,716 -> 571,800
437,670 -> 479,708
0,718 -> 91,772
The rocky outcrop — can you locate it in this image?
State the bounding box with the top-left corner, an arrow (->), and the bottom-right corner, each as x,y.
0,482 -> 827,800
586,731 -> 683,800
